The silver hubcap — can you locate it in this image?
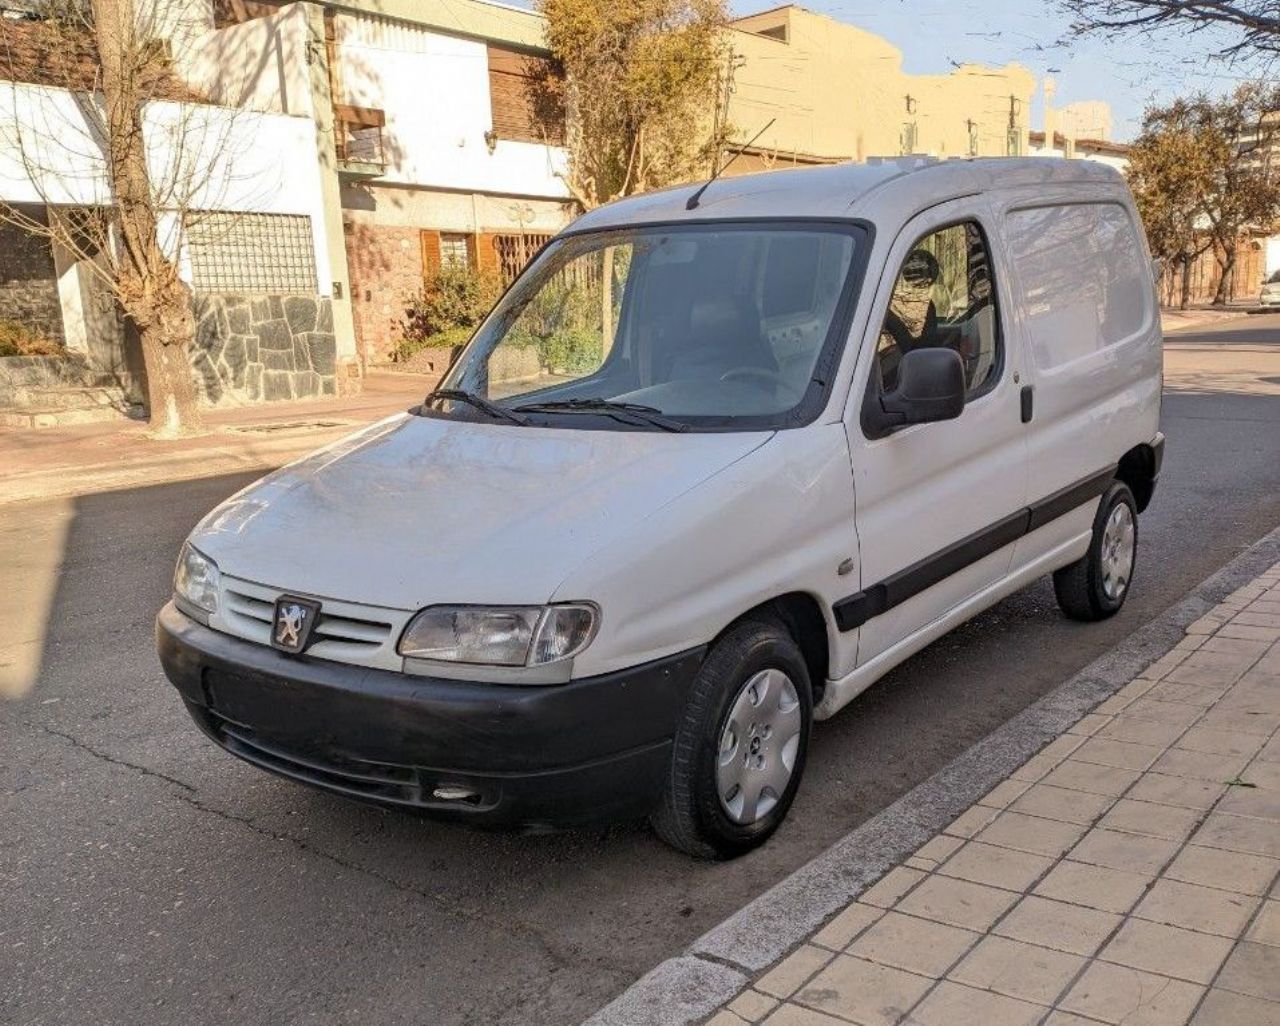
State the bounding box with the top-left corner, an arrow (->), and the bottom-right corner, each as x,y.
716,668 -> 802,825
1100,502 -> 1135,601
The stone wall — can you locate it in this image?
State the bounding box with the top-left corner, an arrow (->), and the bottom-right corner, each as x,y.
191,293 -> 336,405
0,218 -> 65,345
345,220 -> 423,364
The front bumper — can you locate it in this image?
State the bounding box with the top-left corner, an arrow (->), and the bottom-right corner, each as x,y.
157,602 -> 703,827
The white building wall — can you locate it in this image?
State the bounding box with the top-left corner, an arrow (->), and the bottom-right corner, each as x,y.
334,13 -> 569,200
1265,236 -> 1280,280
1028,137 -> 1128,173
176,3 -> 313,117
0,83 -> 332,292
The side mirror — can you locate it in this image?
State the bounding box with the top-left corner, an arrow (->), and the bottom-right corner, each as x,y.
866,348 -> 966,436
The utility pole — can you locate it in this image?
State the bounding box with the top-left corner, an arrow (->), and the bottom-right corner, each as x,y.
1007,94 -> 1023,156
710,49 -> 744,175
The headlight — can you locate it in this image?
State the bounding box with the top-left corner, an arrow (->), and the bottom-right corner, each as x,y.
174,542 -> 220,616
398,604 -> 598,667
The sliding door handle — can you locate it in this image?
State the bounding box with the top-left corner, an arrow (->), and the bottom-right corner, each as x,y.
1020,385 -> 1034,424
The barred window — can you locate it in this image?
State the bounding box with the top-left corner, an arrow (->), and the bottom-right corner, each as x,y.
186,212 -> 318,293
494,232 -> 553,284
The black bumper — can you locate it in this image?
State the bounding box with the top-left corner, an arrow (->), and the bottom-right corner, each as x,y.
157,602 -> 703,827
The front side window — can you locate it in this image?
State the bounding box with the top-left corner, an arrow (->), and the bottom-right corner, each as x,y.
433,224 -> 863,430
873,221 -> 1001,400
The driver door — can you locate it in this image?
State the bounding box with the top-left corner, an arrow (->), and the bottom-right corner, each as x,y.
843,201 -> 1029,667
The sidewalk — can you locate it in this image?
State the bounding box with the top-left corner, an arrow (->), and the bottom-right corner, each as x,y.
0,368 -> 431,505
1160,306 -> 1259,334
704,563 -> 1280,1026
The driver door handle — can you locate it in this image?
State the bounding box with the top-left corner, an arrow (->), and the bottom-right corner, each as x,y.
1020,385 -> 1034,424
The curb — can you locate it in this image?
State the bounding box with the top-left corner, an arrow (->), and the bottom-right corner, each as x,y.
583,524 -> 1280,1026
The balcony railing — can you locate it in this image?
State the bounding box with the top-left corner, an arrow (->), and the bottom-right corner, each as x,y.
334,104 -> 386,176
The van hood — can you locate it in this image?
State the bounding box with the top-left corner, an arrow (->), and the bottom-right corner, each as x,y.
190,413 -> 772,610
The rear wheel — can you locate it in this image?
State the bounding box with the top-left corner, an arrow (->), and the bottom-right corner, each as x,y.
651,618 -> 812,859
1054,480 -> 1138,621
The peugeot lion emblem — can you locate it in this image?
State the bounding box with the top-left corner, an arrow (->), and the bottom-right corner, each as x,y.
271,595 -> 321,654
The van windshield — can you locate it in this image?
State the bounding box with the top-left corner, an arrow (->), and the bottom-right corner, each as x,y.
429,222 -> 864,431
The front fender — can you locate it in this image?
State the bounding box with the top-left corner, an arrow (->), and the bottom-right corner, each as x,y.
554,425 -> 859,680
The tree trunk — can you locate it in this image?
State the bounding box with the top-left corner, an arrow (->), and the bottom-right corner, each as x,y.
1179,258 -> 1192,311
139,319 -> 201,438
1212,242 -> 1236,306
92,0 -> 202,435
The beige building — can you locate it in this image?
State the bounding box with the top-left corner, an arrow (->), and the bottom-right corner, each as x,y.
720,6 -> 1037,172
1056,99 -> 1114,142
177,0 -> 575,365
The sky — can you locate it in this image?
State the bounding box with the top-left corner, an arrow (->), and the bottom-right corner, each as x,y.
507,0 -> 1259,143
746,0 -> 1250,142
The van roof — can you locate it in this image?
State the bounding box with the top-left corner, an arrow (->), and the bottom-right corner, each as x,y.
569,157 -> 1126,233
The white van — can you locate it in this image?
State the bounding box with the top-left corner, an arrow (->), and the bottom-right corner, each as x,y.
159,158 -> 1163,858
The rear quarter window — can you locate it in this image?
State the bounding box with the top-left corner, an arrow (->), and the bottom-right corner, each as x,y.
1005,202 -> 1149,371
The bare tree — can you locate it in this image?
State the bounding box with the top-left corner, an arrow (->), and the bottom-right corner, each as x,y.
1060,1 -> 1280,58
0,0 -> 245,435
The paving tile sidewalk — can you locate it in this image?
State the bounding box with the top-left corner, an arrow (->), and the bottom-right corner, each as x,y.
707,561 -> 1280,1026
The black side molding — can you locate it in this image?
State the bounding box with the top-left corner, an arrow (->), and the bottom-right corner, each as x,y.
833,466 -> 1117,632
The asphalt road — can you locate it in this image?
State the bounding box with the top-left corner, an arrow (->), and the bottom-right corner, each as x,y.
3,316 -> 1280,1026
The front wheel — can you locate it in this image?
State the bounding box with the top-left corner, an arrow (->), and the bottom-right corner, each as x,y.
1054,480 -> 1138,621
651,618 -> 813,859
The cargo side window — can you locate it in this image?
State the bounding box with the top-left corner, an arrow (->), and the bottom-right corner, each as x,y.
874,221 -> 1001,400
1006,203 -> 1148,370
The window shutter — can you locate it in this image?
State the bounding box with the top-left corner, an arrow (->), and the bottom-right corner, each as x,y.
487,45 -> 564,145
420,230 -> 441,281
476,233 -> 501,274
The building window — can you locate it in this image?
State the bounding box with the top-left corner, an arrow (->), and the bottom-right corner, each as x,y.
487,44 -> 564,146
440,233 -> 471,268
186,212 -> 318,294
493,233 -> 553,284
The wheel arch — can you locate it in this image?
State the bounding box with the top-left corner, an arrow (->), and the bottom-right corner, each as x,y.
1116,442 -> 1159,513
718,592 -> 832,707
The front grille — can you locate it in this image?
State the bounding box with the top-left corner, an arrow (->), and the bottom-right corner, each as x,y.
209,714 -> 493,810
213,575 -> 409,670
225,587 -> 392,648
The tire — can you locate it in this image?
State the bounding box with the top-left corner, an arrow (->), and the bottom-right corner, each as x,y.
1054,480 -> 1138,622
651,617 -> 813,859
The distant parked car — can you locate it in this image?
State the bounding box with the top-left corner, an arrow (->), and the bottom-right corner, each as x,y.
1261,270 -> 1280,306
159,157 -> 1164,859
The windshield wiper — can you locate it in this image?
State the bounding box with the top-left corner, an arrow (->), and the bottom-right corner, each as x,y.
512,398 -> 688,433
420,388 -> 527,426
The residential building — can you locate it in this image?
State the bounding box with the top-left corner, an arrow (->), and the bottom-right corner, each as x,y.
179,0 -> 574,365
1,0 -> 1145,417
0,5 -> 340,414
717,6 -> 1037,172
1028,131 -> 1130,172
1056,100 -> 1113,142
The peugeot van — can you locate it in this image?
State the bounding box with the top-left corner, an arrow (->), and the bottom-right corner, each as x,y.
158,158 -> 1164,858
